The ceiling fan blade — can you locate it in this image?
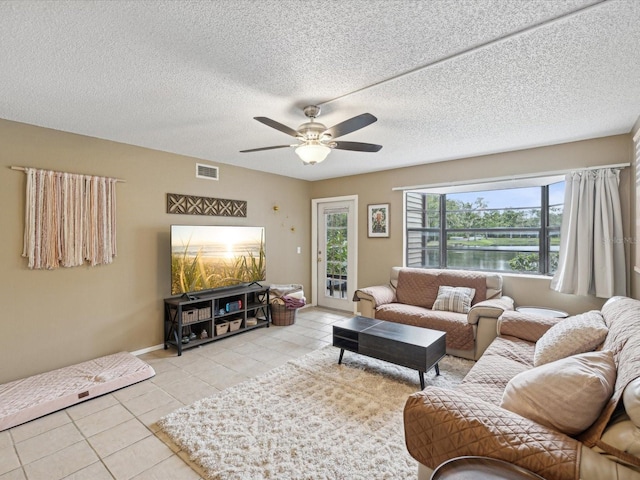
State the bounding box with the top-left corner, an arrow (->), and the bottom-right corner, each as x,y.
324,113 -> 377,139
332,141 -> 382,152
254,117 -> 300,137
239,145 -> 291,153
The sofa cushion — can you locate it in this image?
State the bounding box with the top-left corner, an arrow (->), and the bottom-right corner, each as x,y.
624,378 -> 640,428
498,310 -> 560,343
432,286 -> 476,314
501,350 -> 616,436
375,303 -> 475,351
580,297 -> 640,452
599,380 -> 640,461
533,310 -> 608,367
395,268 -> 488,309
457,336 -> 534,406
404,387 -> 581,479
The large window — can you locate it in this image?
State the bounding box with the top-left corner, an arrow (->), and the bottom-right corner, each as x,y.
405,181 -> 564,275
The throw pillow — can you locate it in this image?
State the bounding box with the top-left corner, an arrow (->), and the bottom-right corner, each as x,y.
501,350 -> 616,436
431,286 -> 476,314
533,310 -> 608,367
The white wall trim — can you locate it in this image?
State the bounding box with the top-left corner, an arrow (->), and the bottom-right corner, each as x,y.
632,115 -> 640,140
402,191 -> 408,267
131,344 -> 164,356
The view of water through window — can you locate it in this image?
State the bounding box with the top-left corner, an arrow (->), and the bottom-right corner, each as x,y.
406,181 -> 565,275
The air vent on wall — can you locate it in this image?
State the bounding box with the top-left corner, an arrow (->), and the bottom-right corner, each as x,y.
196,163 -> 219,180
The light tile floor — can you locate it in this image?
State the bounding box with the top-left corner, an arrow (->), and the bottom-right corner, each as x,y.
0,307 -> 352,480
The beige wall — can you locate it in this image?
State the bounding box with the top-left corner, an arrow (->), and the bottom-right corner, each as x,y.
1,118 -> 635,384
311,134 -> 635,314
0,119 -> 311,383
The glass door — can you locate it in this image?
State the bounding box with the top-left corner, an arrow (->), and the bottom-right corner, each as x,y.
316,200 -> 355,311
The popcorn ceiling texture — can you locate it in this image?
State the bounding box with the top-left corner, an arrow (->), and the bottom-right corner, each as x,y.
0,0 -> 638,181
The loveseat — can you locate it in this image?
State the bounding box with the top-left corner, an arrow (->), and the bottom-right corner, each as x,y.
404,296 -> 640,480
353,267 -> 514,360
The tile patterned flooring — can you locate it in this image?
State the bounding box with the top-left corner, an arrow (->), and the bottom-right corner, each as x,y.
0,307 -> 352,480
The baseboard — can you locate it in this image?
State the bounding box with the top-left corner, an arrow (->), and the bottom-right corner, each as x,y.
131,344 -> 164,356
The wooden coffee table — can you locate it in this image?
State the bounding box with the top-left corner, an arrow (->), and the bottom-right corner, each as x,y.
332,316 -> 446,389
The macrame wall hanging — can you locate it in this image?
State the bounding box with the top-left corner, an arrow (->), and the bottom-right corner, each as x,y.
166,193 -> 247,217
13,166 -> 122,269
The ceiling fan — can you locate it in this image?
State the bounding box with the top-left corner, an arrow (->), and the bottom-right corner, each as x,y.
240,105 -> 382,165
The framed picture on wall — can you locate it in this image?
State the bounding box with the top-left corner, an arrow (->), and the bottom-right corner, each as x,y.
368,203 -> 389,238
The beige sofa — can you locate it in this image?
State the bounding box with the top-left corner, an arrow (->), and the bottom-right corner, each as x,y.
353,267 -> 514,360
404,296 -> 640,480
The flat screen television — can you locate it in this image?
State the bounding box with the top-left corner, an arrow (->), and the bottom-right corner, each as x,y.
170,225 -> 266,296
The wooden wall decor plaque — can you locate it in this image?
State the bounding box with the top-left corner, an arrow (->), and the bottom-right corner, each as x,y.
167,193 -> 247,217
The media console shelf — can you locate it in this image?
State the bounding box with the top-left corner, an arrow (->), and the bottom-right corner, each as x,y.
164,284 -> 270,355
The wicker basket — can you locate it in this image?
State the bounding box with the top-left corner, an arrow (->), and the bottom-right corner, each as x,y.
215,321 -> 229,336
271,303 -> 297,326
182,309 -> 199,325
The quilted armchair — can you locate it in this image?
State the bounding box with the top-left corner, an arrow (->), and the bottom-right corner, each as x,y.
404,296 -> 640,480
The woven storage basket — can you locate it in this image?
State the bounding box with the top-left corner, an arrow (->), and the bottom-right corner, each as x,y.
182,309 -> 199,325
215,322 -> 229,336
271,303 -> 297,326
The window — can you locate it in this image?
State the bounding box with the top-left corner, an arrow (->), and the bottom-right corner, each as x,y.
326,211 -> 348,279
405,181 -> 565,275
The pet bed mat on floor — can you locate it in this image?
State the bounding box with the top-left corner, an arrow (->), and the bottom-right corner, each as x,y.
0,351 -> 155,431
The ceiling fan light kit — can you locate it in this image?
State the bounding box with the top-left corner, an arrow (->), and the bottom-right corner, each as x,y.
295,144 -> 331,165
241,105 -> 382,165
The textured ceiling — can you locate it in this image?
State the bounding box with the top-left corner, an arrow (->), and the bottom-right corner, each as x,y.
1,0 -> 639,181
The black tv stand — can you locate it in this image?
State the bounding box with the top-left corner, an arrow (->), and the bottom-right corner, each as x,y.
164,284 -> 270,355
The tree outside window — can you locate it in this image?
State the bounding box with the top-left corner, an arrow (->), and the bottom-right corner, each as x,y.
405,182 -> 564,275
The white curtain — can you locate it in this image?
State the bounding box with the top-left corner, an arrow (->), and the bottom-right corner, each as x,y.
550,168 -> 625,298
22,168 -> 118,269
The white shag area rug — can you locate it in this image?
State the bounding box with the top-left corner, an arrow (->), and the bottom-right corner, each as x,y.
158,346 -> 473,480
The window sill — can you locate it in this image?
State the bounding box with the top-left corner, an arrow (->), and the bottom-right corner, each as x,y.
500,272 -> 554,281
